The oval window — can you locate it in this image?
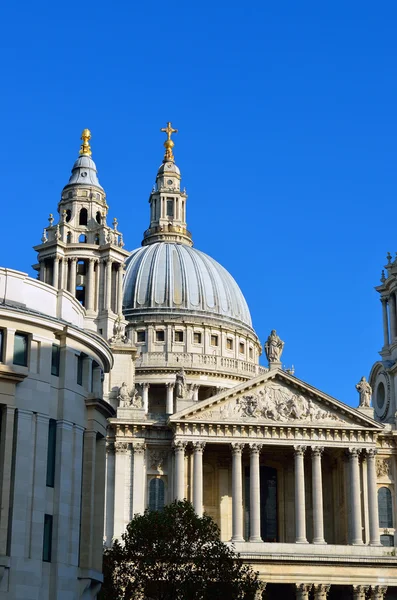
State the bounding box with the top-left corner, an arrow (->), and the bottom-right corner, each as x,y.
377,382 -> 386,410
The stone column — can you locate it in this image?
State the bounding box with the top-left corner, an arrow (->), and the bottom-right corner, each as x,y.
231,442 -> 245,542
104,259 -> 113,310
104,441 -> 115,545
352,586 -> 369,600
192,441 -> 206,516
381,298 -> 390,347
249,443 -> 262,542
87,258 -> 96,311
113,441 -> 129,540
294,445 -> 307,543
348,448 -> 363,545
53,255 -> 59,288
142,383 -> 150,414
117,263 -> 124,314
366,448 -> 380,545
389,293 -> 396,341
295,584 -> 312,600
173,440 -> 187,500
69,257 -> 77,296
311,446 -> 325,544
132,442 -> 146,515
192,384 -> 199,402
369,586 -> 388,600
166,382 -> 175,414
313,584 -> 330,600
59,258 -> 66,289
39,260 -> 45,282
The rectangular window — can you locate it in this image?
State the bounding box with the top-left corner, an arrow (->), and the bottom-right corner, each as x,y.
46,419 -> 57,487
13,333 -> 28,366
211,335 -> 219,347
77,354 -> 83,386
226,338 -> 233,350
42,514 -> 53,562
51,344 -> 60,376
166,199 -> 174,217
193,332 -> 202,344
156,330 -> 165,342
137,331 -> 146,343
249,347 -> 253,359
239,342 -> 245,354
175,331 -> 184,343
0,329 -> 4,362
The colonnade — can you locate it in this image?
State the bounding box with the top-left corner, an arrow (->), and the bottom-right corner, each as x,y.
292,583 -> 387,600
39,255 -> 124,313
173,441 -> 381,546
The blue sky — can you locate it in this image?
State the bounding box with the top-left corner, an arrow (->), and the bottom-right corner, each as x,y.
0,2 -> 396,406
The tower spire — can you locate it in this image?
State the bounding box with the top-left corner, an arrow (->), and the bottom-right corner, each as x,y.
160,122 -> 178,162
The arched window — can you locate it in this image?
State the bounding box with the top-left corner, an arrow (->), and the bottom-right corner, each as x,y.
378,487 -> 393,528
94,234 -> 100,245
65,209 -> 72,222
96,211 -> 101,224
79,208 -> 88,226
66,232 -> 72,243
148,478 -> 165,511
78,234 -> 87,243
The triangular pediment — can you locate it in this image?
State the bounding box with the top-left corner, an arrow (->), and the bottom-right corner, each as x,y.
170,369 -> 383,429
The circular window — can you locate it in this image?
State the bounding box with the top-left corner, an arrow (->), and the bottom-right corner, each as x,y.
81,171 -> 87,177
377,382 -> 386,410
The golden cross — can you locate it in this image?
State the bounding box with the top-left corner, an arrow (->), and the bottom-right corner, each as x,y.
161,122 -> 178,141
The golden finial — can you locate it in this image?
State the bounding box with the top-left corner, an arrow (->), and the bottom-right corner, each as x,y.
160,121 -> 178,162
79,128 -> 92,156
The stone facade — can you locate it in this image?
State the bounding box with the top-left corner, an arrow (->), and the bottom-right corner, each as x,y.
0,268 -> 114,599
2,126 -> 397,599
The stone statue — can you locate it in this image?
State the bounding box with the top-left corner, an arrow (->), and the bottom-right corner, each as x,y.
109,314 -> 128,344
117,382 -> 143,409
264,330 -> 284,363
356,376 -> 372,408
175,367 -> 187,399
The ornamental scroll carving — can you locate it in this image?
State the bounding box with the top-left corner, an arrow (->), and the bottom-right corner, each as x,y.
209,383 -> 343,423
376,457 -> 392,478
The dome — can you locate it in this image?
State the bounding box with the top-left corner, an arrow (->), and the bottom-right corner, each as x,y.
157,161 -> 181,176
123,242 -> 253,328
65,154 -> 103,190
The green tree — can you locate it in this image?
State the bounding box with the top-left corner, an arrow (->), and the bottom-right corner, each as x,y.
101,500 -> 261,600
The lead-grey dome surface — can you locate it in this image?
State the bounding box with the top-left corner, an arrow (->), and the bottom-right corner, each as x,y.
123,242 -> 252,328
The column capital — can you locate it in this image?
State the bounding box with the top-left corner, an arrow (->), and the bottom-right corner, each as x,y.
381,296 -> 388,304
352,585 -> 369,600
106,441 -> 115,455
231,442 -> 245,455
173,439 -> 187,453
366,447 -> 378,459
347,447 -> 362,458
294,445 -> 307,456
132,442 -> 146,455
192,440 -> 206,453
114,441 -> 130,454
249,443 -> 263,454
89,257 -> 98,265
369,586 -> 388,600
311,446 -> 324,457
296,583 -> 312,598
70,256 -> 78,263
166,382 -> 175,389
313,584 -> 330,600
142,382 -> 150,390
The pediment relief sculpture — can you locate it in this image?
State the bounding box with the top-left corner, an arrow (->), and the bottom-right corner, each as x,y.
188,383 -> 344,424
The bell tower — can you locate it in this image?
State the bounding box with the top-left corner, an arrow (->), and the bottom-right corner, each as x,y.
33,129 -> 129,339
142,122 -> 192,247
369,254 -> 397,423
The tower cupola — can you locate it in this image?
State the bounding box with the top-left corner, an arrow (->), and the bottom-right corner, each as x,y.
142,122 -> 192,247
33,129 -> 129,339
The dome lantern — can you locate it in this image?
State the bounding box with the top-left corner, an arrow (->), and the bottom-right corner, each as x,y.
142,122 -> 193,247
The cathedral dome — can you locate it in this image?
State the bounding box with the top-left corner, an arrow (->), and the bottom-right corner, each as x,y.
123,242 -> 253,329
